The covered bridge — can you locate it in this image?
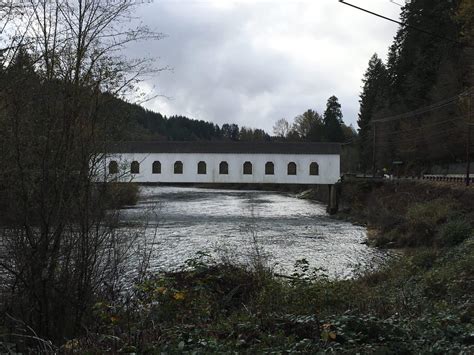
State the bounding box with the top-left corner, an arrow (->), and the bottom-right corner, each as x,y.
103,141 -> 341,185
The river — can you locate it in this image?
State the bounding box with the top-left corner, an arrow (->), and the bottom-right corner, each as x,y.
118,186 -> 390,278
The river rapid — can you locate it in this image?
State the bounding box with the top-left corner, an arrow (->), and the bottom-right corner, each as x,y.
118,186 -> 390,278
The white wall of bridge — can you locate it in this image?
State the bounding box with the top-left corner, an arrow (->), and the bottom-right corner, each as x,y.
103,152 -> 340,185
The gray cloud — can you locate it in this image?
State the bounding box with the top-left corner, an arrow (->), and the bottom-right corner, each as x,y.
128,0 -> 401,132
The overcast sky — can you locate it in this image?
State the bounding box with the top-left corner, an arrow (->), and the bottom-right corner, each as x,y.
128,0 -> 402,133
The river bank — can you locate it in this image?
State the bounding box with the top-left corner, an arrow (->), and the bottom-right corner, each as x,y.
63,240 -> 474,353
52,181 -> 474,353
333,179 -> 474,248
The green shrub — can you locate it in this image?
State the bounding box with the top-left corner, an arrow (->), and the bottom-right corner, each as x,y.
405,198 -> 458,246
436,219 -> 472,247
103,182 -> 139,208
408,248 -> 440,269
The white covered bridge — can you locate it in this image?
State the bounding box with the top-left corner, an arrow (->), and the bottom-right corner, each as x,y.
102,141 -> 341,185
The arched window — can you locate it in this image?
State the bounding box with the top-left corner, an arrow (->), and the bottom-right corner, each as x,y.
265,162 -> 274,175
131,161 -> 140,174
174,161 -> 183,174
310,162 -> 319,176
197,161 -> 207,174
219,161 -> 228,175
287,162 -> 297,175
243,161 -> 252,175
152,161 -> 161,174
108,160 -> 118,174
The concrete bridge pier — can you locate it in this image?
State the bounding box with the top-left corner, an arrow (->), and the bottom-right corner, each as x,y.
327,184 -> 338,215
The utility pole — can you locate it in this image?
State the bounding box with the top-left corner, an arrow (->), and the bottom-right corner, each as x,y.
466,90 -> 472,186
372,121 -> 376,177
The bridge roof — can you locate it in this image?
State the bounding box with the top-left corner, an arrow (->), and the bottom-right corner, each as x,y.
106,141 -> 341,155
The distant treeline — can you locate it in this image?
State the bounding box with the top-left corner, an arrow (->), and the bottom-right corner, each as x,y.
100,92 -> 357,146
1,51 -> 355,146
271,96 -> 356,144
100,94 -> 358,144
99,94 -> 273,142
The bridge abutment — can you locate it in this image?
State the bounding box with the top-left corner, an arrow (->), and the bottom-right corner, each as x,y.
327,184 -> 339,215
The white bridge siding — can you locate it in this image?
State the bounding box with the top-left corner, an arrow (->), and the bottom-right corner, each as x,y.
106,152 -> 340,185
102,141 -> 341,185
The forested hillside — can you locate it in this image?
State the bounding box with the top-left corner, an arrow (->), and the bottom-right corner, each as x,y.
98,94 -> 223,141
100,96 -> 272,141
0,55 -> 269,143
357,0 -> 473,174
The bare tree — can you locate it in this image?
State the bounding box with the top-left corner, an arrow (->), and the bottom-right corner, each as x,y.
272,118 -> 291,138
0,0 -> 164,343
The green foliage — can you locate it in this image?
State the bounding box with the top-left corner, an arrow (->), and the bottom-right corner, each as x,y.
406,198 -> 455,227
409,248 -> 440,270
357,53 -> 388,172
406,198 -> 456,236
221,123 -> 240,141
338,180 -> 474,248
69,237 -> 473,353
238,126 -> 271,141
436,218 -> 472,247
292,109 -> 324,140
323,95 -> 345,142
286,97 -> 354,143
358,0 -> 469,170
102,182 -> 140,208
99,94 -> 225,142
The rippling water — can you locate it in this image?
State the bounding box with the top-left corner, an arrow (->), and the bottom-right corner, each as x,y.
118,186 -> 390,278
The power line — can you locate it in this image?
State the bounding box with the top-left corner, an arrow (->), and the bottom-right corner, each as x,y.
338,0 -> 471,48
369,90 -> 472,172
374,126 -> 462,147
377,127 -> 461,145
389,0 -> 404,7
375,116 -> 463,136
372,88 -> 473,124
372,101 -> 458,124
376,121 -> 464,142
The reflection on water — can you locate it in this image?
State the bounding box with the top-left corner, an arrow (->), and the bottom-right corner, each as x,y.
118,186 -> 390,278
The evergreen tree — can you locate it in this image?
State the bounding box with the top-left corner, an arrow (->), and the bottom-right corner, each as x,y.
239,127 -> 270,141
357,54 -> 388,171
386,0 -> 463,108
221,123 -> 240,141
374,0 -> 468,170
323,95 -> 345,142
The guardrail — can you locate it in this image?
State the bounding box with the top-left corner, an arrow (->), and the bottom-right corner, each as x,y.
342,174 -> 474,184
422,174 -> 474,184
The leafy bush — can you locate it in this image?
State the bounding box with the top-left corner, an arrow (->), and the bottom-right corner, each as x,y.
409,248 -> 439,269
405,198 -> 458,245
102,182 -> 139,208
436,219 -> 472,247
58,237 -> 474,353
